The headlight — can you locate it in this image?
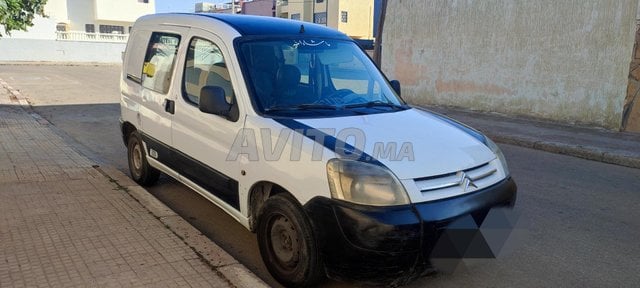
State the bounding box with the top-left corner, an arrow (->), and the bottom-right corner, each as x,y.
485,137 -> 510,176
326,159 -> 410,206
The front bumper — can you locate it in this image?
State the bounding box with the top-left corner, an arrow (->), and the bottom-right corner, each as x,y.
303,177 -> 517,281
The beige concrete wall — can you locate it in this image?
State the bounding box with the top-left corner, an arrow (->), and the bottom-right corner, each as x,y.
338,0 -> 374,39
284,0 -> 312,22
623,22 -> 640,132
382,0 -> 638,129
243,0 -> 274,17
278,0 -> 374,40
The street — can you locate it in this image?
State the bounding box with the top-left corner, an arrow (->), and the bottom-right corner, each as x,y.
1,64 -> 639,287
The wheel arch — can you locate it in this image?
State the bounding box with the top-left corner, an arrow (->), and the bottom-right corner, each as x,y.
247,181 -> 299,232
121,121 -> 137,146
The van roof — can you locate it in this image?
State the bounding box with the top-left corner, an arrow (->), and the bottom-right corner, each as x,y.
141,13 -> 350,40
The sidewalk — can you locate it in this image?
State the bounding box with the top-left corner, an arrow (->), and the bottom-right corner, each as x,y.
0,88 -> 267,287
427,106 -> 640,169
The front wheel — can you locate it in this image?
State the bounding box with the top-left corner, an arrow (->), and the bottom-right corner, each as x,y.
127,131 -> 160,186
257,194 -> 324,287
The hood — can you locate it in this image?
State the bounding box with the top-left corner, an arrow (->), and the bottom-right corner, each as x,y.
296,108 -> 496,179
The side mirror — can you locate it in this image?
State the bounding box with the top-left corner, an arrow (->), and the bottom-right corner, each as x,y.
142,62 -> 156,78
200,86 -> 231,118
390,80 -> 401,96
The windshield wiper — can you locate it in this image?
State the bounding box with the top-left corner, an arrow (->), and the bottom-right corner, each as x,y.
344,101 -> 406,110
265,104 -> 339,112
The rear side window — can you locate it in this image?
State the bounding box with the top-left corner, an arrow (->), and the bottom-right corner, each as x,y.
183,37 -> 234,106
123,30 -> 151,83
141,32 -> 181,94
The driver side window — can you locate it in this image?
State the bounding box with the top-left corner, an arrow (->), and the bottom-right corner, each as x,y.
182,37 -> 235,106
326,54 -> 380,99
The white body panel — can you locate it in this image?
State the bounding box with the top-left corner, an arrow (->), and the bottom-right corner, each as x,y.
240,115 -> 334,206
140,25 -> 188,147
170,28 -> 245,206
120,15 -> 254,226
120,13 -> 508,231
147,157 -> 249,227
296,108 -> 496,180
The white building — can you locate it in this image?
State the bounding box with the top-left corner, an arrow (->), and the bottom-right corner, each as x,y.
8,0 -> 155,42
195,1 -> 242,14
195,2 -> 217,13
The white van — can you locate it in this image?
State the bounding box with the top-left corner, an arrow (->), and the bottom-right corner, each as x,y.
120,13 -> 517,286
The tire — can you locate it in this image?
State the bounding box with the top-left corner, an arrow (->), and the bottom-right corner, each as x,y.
257,193 -> 324,287
127,131 -> 160,186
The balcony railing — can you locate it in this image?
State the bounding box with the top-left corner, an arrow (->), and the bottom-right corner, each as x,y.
56,31 -> 129,43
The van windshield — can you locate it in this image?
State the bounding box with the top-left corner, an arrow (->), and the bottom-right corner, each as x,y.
239,39 -> 407,117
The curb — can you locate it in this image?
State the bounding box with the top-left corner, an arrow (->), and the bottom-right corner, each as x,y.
488,133 -> 640,169
425,105 -> 640,170
1,78 -> 269,288
0,78 -> 31,108
96,166 -> 269,288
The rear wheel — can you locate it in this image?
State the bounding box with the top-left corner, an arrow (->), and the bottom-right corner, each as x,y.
257,194 -> 324,287
127,131 -> 160,186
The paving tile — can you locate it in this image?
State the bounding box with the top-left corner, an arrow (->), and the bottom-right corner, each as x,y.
0,93 -> 232,287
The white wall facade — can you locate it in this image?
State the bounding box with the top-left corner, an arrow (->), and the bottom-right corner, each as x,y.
0,39 -> 125,63
45,0 -> 69,22
94,0 -> 155,23
66,0 -> 95,31
5,0 -> 154,38
382,0 -> 638,129
6,0 -> 70,40
1,1 -> 153,63
5,17 -> 58,40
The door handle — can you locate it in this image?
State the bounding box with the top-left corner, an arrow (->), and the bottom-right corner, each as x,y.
164,99 -> 175,114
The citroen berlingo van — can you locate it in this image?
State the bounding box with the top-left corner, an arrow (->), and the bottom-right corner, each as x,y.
120,13 -> 517,287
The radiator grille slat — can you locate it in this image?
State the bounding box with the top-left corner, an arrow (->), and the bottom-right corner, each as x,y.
415,160 -> 501,197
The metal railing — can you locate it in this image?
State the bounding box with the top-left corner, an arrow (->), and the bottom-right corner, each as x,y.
56,31 -> 129,43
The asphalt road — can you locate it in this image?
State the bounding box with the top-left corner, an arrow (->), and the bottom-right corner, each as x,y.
1,64 -> 639,287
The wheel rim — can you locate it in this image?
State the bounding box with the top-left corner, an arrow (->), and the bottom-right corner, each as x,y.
269,214 -> 301,270
132,142 -> 143,173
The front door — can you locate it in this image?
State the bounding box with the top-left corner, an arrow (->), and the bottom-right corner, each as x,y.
171,28 -> 245,211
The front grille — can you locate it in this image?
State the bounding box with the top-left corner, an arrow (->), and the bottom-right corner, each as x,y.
413,160 -> 502,201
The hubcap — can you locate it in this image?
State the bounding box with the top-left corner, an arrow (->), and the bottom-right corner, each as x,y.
132,143 -> 142,172
269,215 -> 300,268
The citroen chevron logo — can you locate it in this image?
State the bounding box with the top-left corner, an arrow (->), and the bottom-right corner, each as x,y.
459,172 -> 478,193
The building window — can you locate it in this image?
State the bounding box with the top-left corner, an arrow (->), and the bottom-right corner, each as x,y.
138,0 -> 149,3
316,0 -> 324,3
291,13 -> 300,20
341,11 -> 348,23
314,12 -> 327,24
85,24 -> 95,33
99,25 -> 125,34
56,23 -> 67,32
